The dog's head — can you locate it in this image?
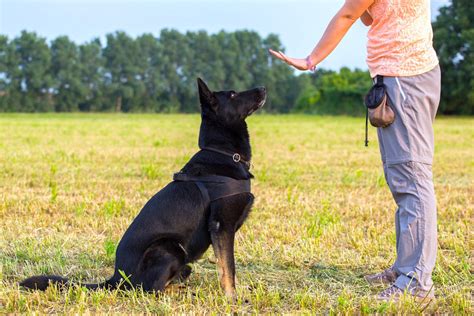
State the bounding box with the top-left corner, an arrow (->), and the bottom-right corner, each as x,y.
197,78 -> 266,124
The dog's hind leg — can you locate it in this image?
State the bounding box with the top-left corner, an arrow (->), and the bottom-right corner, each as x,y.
142,260 -> 181,292
138,240 -> 186,292
173,265 -> 192,283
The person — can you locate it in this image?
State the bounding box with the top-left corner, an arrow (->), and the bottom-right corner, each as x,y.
270,0 -> 440,303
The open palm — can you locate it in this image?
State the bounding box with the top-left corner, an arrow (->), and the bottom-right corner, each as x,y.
268,49 -> 312,71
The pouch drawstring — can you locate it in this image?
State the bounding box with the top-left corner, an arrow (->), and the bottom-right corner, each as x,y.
365,107 -> 369,147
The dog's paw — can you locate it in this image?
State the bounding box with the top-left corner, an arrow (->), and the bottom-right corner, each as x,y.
225,289 -> 238,303
172,265 -> 192,284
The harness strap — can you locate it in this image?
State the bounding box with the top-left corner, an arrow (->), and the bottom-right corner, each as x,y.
193,181 -> 210,206
173,172 -> 251,202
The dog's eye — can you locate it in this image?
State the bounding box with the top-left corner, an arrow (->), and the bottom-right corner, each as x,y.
230,91 -> 237,98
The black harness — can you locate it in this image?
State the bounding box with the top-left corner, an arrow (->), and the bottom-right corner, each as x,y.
172,147 -> 252,206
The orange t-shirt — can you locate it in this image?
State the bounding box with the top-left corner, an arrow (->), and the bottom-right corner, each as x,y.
366,0 -> 439,78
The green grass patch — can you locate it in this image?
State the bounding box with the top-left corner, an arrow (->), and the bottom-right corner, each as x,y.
0,113 -> 472,313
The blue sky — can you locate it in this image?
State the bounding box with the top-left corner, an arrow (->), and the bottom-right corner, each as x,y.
0,0 -> 450,70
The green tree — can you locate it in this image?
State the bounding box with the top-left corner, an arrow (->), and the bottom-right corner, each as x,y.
294,82 -> 321,113
183,31 -> 225,111
293,68 -> 370,115
103,31 -> 145,112
0,35 -> 10,110
262,33 -> 295,112
51,36 -> 85,111
155,29 -> 189,112
0,36 -> 25,112
215,31 -> 247,92
11,31 -> 53,111
433,0 -> 474,114
78,39 -> 104,111
135,34 -> 160,112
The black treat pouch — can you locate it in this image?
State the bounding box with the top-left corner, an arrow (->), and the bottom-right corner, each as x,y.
363,75 -> 395,146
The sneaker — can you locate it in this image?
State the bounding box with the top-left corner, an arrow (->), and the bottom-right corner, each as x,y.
377,284 -> 435,304
364,267 -> 399,285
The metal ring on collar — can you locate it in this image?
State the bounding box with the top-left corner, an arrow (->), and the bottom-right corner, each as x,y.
232,153 -> 241,162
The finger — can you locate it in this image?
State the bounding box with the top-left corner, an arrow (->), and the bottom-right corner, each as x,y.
278,51 -> 288,59
278,52 -> 298,66
273,52 -> 291,65
270,50 -> 301,69
268,48 -> 278,54
285,57 -> 298,67
269,49 -> 283,58
269,49 -> 285,60
278,52 -> 291,63
270,51 -> 281,58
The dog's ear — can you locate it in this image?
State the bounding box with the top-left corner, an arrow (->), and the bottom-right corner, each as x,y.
197,78 -> 217,111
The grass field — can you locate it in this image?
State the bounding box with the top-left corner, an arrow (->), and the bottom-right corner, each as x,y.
0,114 -> 472,314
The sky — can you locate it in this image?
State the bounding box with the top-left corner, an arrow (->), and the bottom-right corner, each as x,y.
0,0 -> 450,71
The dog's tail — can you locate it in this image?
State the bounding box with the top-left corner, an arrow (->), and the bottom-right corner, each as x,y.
20,275 -> 116,291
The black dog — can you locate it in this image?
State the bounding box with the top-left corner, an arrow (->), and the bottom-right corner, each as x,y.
20,78 -> 266,299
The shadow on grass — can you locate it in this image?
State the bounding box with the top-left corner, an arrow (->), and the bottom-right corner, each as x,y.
309,263 -> 369,286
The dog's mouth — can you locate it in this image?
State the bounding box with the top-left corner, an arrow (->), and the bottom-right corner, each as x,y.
247,95 -> 266,116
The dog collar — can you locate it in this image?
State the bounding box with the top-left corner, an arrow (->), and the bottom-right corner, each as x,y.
200,147 -> 251,169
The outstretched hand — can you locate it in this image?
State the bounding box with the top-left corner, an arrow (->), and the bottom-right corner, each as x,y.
268,49 -> 315,71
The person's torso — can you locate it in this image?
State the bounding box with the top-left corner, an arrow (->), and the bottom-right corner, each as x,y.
366,0 -> 438,77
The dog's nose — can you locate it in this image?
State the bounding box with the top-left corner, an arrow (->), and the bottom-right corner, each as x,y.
258,87 -> 266,93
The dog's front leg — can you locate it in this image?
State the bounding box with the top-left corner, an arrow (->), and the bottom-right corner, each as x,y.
210,224 -> 237,300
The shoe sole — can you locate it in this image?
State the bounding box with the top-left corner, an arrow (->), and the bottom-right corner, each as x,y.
376,294 -> 436,308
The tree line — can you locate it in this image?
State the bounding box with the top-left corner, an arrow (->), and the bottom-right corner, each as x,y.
0,29 -> 394,116
0,30 -> 276,113
0,0 -> 472,115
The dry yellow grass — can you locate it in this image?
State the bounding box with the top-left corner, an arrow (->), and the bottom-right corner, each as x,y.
0,113 -> 472,314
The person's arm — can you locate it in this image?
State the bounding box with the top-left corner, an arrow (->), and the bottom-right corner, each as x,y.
269,0 -> 374,71
360,10 -> 373,26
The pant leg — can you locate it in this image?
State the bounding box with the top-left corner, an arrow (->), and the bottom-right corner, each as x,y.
382,163 -> 402,256
377,65 -> 441,291
386,162 -> 437,291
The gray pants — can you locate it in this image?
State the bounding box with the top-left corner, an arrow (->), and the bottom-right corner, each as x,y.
377,65 -> 441,292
